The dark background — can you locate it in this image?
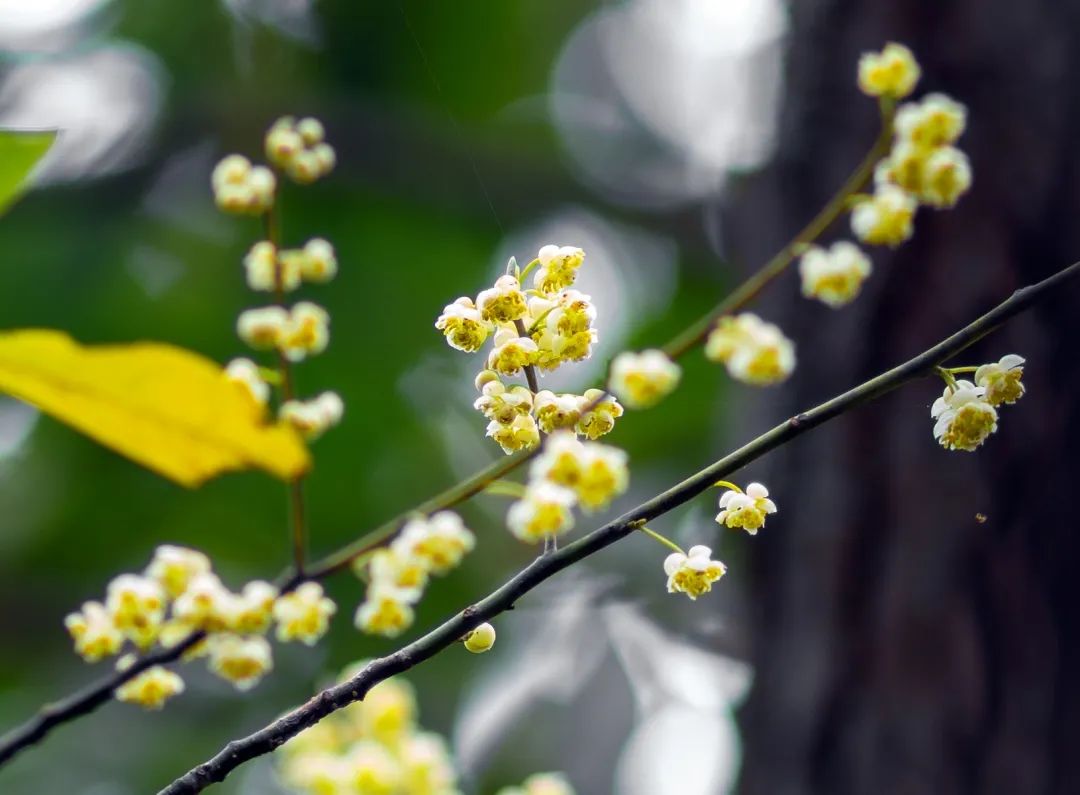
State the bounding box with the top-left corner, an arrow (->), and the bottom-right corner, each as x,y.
0,2 -> 1077,794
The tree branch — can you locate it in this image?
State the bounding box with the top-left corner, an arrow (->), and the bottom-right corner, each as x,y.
157,260 -> 1080,794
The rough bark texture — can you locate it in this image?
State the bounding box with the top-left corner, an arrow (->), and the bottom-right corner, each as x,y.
731,3 -> 1080,794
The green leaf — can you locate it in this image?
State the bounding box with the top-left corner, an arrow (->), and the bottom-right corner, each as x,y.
0,129 -> 57,217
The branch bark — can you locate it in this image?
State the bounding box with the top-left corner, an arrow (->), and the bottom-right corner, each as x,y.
157,259 -> 1080,794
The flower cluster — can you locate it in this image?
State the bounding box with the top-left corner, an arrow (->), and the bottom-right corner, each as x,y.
854,44 -> 972,249
216,116 -> 344,442
63,545 -> 337,706
277,665 -> 574,795
277,667 -> 459,795
931,355 -> 1025,452
608,349 -> 682,409
437,246 -> 620,454
265,116 -> 337,184
503,431 -> 629,545
353,512 -> 476,638
656,481 -> 777,601
705,313 -> 796,386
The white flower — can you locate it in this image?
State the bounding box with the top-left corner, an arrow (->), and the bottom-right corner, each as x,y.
399,732 -> 458,792
172,572 -> 235,632
931,380 -> 998,451
974,354 -> 1026,406
477,274 -> 528,323
486,412 -> 541,455
355,586 -> 416,637
894,93 -> 967,148
608,350 -> 681,409
300,238 -> 338,282
474,379 -> 534,424
851,184 -> 917,247
105,574 -> 167,648
265,116 -> 336,183
857,42 -> 920,99
920,146 -> 972,208
576,389 -> 623,440
207,633 -> 273,690
799,242 -> 873,308
716,482 -> 777,534
273,582 -> 337,645
705,313 -> 795,385
364,547 -> 429,600
573,442 -> 630,512
463,622 -> 496,653
344,740 -> 404,793
507,481 -> 577,544
211,155 -> 276,215
533,390 -> 584,434
114,661 -> 185,710
244,241 -> 289,292
533,245 -> 585,294
280,301 -> 330,362
436,297 -> 490,353
237,306 -> 289,350
487,328 -> 538,376
391,512 -> 475,575
145,544 -> 211,598
280,391 -> 344,440
664,545 -> 727,600
224,358 -> 270,406
64,601 -> 123,662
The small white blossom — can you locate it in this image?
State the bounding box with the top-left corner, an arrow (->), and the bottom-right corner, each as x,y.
114,658 -> 185,710
576,389 -> 623,440
931,380 -> 998,451
799,242 -> 873,308
280,391 -> 344,440
64,601 -> 123,662
436,296 -> 490,353
145,545 -> 211,599
857,42 -> 920,99
105,574 -> 167,649
486,412 -> 541,455
533,245 -> 585,294
851,184 -> 918,247
716,482 -> 777,534
273,582 -> 337,645
920,146 -> 972,208
299,238 -> 337,283
474,378 -> 534,424
211,155 -> 276,215
355,586 -> 416,637
237,306 -> 289,350
664,545 -> 727,600
533,390 -> 584,434
608,350 -> 681,409
487,328 -> 538,376
507,481 -> 576,544
477,274 -> 528,323
894,93 -> 967,148
207,633 -> 273,690
391,512 -> 476,575
974,354 -> 1026,406
705,313 -> 795,386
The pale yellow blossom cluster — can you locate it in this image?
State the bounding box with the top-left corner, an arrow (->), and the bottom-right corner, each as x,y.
852,45 -> 972,250
506,431 -> 629,545
608,349 -> 682,410
658,481 -> 777,601
216,116 -> 344,442
63,545 -> 338,706
437,246 -> 623,453
353,512 -> 476,638
705,313 -> 796,386
797,45 -> 972,310
932,355 -> 1026,452
277,667 -> 462,795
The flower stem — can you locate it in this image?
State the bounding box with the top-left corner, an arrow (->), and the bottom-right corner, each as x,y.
638,525 -> 684,555
483,480 -> 528,499
712,480 -> 742,493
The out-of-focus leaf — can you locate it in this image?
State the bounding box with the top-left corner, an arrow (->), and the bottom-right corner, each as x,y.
0,329 -> 310,487
0,130 -> 56,217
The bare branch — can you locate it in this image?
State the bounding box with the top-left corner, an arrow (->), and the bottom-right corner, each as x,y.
157,259 -> 1080,794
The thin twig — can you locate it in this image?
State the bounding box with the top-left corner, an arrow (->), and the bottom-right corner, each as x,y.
513,318 -> 541,394
157,260 -> 1080,794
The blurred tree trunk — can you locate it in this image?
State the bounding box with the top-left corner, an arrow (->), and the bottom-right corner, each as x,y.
728,3 -> 1080,794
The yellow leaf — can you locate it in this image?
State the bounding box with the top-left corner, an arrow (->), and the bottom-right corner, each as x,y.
0,329 -> 310,487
